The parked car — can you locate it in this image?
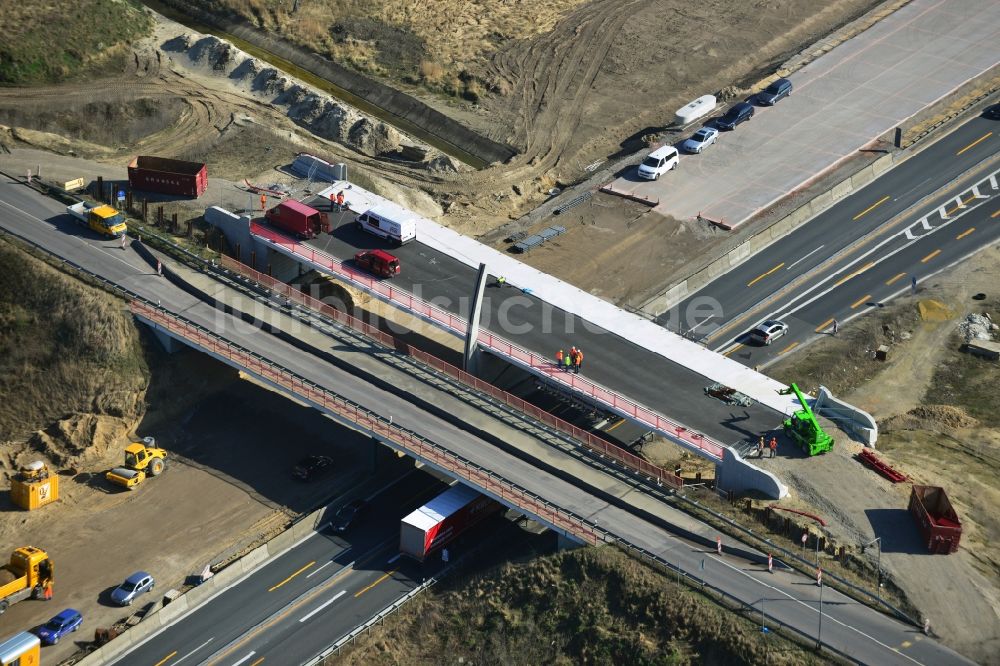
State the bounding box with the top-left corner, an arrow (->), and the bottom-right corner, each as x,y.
716,102 -> 754,130
749,320 -> 789,346
293,455 -> 335,481
34,608 -> 82,645
111,571 -> 155,606
757,78 -> 793,105
636,145 -> 680,180
330,499 -> 369,533
983,104 -> 1000,120
682,127 -> 719,154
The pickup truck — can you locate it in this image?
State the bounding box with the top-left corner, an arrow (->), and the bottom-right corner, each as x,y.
67,201 -> 127,238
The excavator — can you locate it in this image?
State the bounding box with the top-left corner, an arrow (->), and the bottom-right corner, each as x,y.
777,384 -> 834,456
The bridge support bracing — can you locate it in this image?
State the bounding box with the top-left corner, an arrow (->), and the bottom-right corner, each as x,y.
463,262 -> 489,374
151,327 -> 181,354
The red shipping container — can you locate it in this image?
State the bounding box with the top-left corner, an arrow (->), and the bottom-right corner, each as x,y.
264,199 -> 330,239
909,485 -> 962,554
127,156 -> 207,198
400,485 -> 502,561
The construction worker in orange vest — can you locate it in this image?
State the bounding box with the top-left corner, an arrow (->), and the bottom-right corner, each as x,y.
569,346 -> 578,368
555,349 -> 564,370
769,436 -> 778,458
574,348 -> 583,373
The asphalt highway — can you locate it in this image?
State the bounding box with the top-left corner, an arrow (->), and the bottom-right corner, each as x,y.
671,114 -> 1000,367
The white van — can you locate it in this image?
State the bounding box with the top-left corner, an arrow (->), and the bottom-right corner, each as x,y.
355,202 -> 417,245
636,145 -> 679,180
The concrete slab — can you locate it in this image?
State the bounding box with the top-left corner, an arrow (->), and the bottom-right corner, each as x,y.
608,0 -> 1000,228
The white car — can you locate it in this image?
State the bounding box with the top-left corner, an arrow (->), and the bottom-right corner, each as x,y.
682,127 -> 718,153
749,320 -> 789,346
636,145 -> 679,180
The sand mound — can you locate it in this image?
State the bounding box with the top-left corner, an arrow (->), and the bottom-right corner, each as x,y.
880,405 -> 978,432
917,299 -> 955,322
28,413 -> 133,467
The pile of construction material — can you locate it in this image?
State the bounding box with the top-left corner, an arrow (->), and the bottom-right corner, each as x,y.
958,312 -> 997,342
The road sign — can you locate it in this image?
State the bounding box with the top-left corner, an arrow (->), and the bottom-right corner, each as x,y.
117,190 -> 126,202
716,536 -> 722,555
768,553 -> 773,573
801,532 -> 807,544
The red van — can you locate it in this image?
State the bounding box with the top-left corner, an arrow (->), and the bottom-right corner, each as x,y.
354,249 -> 400,278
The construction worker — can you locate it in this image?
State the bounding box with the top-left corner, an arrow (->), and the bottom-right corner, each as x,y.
758,436 -> 765,458
574,348 -> 583,373
556,349 -> 564,370
569,346 -> 578,366
832,319 -> 839,336
769,436 -> 778,458
336,190 -> 346,211
496,275 -> 506,287
564,353 -> 573,372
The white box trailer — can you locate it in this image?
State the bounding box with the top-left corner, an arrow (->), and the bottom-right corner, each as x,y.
400,484 -> 502,561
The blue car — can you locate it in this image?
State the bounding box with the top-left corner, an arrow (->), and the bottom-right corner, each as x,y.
35,608 -> 82,645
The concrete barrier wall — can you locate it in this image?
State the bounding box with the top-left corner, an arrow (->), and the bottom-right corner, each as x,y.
640,152 -> 896,314
815,385 -> 878,446
716,447 -> 789,499
155,0 -> 516,167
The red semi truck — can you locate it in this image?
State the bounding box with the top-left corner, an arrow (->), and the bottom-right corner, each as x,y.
400,485 -> 502,561
909,485 -> 962,554
128,156 -> 208,198
264,200 -> 330,239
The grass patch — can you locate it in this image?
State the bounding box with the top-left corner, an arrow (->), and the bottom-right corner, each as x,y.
0,0 -> 153,84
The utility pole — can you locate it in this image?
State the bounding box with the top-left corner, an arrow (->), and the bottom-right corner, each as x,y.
862,537 -> 883,604
817,581 -> 824,649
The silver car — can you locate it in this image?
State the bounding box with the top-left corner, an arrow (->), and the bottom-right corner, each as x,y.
682,127 -> 718,154
111,571 -> 155,606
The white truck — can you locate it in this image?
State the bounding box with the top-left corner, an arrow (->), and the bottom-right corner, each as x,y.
67,201 -> 127,238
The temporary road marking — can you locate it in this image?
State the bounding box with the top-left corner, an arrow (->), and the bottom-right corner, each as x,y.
354,569 -> 398,598
992,208 -> 1000,219
231,652 -> 256,666
900,640 -> 912,649
833,261 -> 875,287
779,342 -> 799,354
299,590 -> 347,622
850,295 -> 871,309
387,553 -> 402,565
153,651 -> 177,666
885,272 -> 907,286
956,227 -> 975,240
268,561 -> 315,592
605,419 -> 626,432
956,131 -> 992,156
785,245 -> 825,270
944,194 -> 975,217
723,343 -> 743,357
852,195 -> 890,220
172,638 -> 214,665
747,262 -> 785,287
250,659 -> 264,666
921,249 -> 941,263
815,318 -> 835,333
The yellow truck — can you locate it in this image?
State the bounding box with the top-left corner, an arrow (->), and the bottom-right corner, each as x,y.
0,547 -> 53,615
106,438 -> 167,490
67,200 -> 127,238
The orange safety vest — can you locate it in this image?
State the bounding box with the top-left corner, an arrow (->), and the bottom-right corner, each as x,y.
556,350 -> 563,363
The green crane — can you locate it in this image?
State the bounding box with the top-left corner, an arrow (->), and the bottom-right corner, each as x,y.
777,383 -> 834,456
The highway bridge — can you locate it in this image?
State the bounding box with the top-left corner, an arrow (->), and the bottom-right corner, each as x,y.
0,174 -> 973,665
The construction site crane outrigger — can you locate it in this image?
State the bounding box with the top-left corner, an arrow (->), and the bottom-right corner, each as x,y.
777,383 -> 834,456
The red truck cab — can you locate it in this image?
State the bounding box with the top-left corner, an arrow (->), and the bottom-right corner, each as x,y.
354,249 -> 400,278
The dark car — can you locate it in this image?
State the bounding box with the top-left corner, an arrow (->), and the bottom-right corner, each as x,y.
983,104 -> 1000,120
330,499 -> 369,532
757,78 -> 793,105
292,455 -> 334,481
34,608 -> 82,645
716,102 -> 755,130
111,571 -> 155,606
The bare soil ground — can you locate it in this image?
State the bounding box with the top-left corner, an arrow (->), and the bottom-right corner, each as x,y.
767,244 -> 1000,663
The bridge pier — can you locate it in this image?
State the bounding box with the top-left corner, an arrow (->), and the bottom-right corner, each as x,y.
151,327 -> 182,354
463,262 -> 489,374
557,531 -> 586,552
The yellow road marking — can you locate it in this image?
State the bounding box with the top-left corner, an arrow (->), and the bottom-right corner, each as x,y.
269,561 -> 315,592
250,659 -> 265,666
900,640 -> 912,648
354,569 -> 397,598
956,131 -> 992,156
852,195 -> 890,221
153,652 -> 177,666
885,272 -> 907,285
850,295 -> 871,309
944,194 -> 975,217
723,343 -> 744,357
779,341 -> 799,354
747,262 -> 785,288
833,261 -> 875,287
921,249 -> 941,263
956,227 -> 975,240
605,419 -> 625,432
992,208 -> 1000,219
815,318 -> 835,333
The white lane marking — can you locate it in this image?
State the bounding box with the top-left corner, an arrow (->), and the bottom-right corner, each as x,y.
306,553 -> 352,579
231,651 -> 256,666
171,637 -> 214,665
687,315 -> 715,333
298,590 -> 347,623
785,245 -> 825,271
387,553 -> 402,564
